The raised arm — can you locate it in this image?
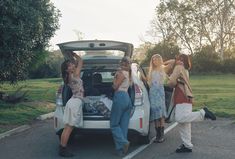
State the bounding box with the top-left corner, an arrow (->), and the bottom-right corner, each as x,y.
72,52 -> 83,78
163,59 -> 175,75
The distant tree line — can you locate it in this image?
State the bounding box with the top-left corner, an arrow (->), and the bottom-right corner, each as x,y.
28,50 -> 64,79
139,41 -> 235,74
140,0 -> 235,74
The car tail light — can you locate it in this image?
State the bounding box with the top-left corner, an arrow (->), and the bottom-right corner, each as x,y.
139,118 -> 143,128
134,84 -> 144,106
56,85 -> 63,106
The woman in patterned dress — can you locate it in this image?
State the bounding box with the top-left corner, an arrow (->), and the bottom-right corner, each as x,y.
59,52 -> 84,157
148,54 -> 167,143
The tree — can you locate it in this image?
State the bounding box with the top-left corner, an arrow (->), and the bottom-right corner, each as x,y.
150,0 -> 235,59
192,46 -> 221,73
141,41 -> 180,66
73,29 -> 85,40
0,0 -> 60,83
133,42 -> 153,63
28,49 -> 64,78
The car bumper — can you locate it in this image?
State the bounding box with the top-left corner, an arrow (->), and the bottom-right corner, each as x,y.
54,106 -> 149,136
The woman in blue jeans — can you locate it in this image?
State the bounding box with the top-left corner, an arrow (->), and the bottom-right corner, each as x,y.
110,57 -> 132,157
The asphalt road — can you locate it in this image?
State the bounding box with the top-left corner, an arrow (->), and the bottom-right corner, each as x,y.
134,118 -> 235,159
0,118 -> 234,159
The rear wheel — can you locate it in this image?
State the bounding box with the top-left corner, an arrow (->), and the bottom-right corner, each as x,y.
138,133 -> 150,144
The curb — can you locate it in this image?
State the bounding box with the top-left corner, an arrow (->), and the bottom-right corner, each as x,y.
0,125 -> 31,140
36,112 -> 54,120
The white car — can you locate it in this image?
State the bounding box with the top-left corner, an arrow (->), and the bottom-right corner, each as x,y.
54,40 -> 173,144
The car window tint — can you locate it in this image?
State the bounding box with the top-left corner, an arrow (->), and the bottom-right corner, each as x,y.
100,72 -> 114,82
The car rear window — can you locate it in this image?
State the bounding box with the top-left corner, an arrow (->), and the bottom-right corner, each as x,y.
74,50 -> 125,57
80,71 -> 115,83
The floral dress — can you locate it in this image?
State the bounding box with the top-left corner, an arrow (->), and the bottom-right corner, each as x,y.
149,70 -> 167,121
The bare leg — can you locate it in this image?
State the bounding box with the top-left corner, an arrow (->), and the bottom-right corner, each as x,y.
59,124 -> 74,157
160,117 -> 165,127
154,119 -> 161,128
61,124 -> 74,147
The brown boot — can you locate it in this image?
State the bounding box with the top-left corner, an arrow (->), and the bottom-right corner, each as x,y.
59,145 -> 74,157
154,127 -> 160,143
157,127 -> 165,143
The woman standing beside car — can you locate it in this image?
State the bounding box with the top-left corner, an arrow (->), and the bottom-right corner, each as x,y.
110,57 -> 132,157
59,52 -> 84,157
148,54 -> 167,143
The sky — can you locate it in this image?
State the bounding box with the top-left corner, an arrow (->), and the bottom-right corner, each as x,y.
49,0 -> 159,50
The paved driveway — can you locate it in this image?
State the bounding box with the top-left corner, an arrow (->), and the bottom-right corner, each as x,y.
0,118 -> 234,159
134,118 -> 235,159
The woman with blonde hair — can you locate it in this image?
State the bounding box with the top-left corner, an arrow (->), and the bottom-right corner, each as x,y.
148,54 -> 167,143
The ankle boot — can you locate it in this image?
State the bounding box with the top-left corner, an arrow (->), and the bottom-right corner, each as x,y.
154,127 -> 161,143
157,127 -> 165,143
59,145 -> 74,157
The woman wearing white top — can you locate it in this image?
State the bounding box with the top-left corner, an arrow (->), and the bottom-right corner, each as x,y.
110,57 -> 132,157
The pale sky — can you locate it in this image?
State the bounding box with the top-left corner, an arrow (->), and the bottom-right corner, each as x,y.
49,0 -> 159,50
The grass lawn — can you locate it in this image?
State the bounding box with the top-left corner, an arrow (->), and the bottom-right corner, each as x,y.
0,75 -> 234,133
191,74 -> 235,119
0,78 -> 62,133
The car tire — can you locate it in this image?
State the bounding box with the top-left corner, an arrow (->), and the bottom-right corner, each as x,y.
138,134 -> 150,144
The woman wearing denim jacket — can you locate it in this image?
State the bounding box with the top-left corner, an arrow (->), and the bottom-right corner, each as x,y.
110,57 -> 132,157
167,54 -> 216,153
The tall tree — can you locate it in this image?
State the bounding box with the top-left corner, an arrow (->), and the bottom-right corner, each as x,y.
0,0 -> 60,83
150,0 -> 235,59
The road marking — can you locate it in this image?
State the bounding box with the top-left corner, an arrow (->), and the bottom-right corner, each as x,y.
123,122 -> 178,159
0,125 -> 30,140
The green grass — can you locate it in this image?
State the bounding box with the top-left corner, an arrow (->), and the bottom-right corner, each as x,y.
0,75 -> 235,133
190,74 -> 235,119
0,78 -> 62,102
0,78 -> 62,133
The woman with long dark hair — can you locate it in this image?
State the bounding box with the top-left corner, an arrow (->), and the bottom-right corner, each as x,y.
59,52 -> 84,157
167,54 -> 216,153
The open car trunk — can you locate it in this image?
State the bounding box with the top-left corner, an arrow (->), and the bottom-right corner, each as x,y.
81,68 -> 114,119
58,40 -> 135,120
57,40 -> 133,59
80,67 -> 135,120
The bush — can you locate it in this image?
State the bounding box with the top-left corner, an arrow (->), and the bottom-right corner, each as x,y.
192,46 -> 221,73
141,41 -> 180,66
28,50 -> 64,79
221,58 -> 235,74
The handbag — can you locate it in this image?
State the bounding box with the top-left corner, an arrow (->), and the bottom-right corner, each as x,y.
165,90 -> 175,123
165,104 -> 175,123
